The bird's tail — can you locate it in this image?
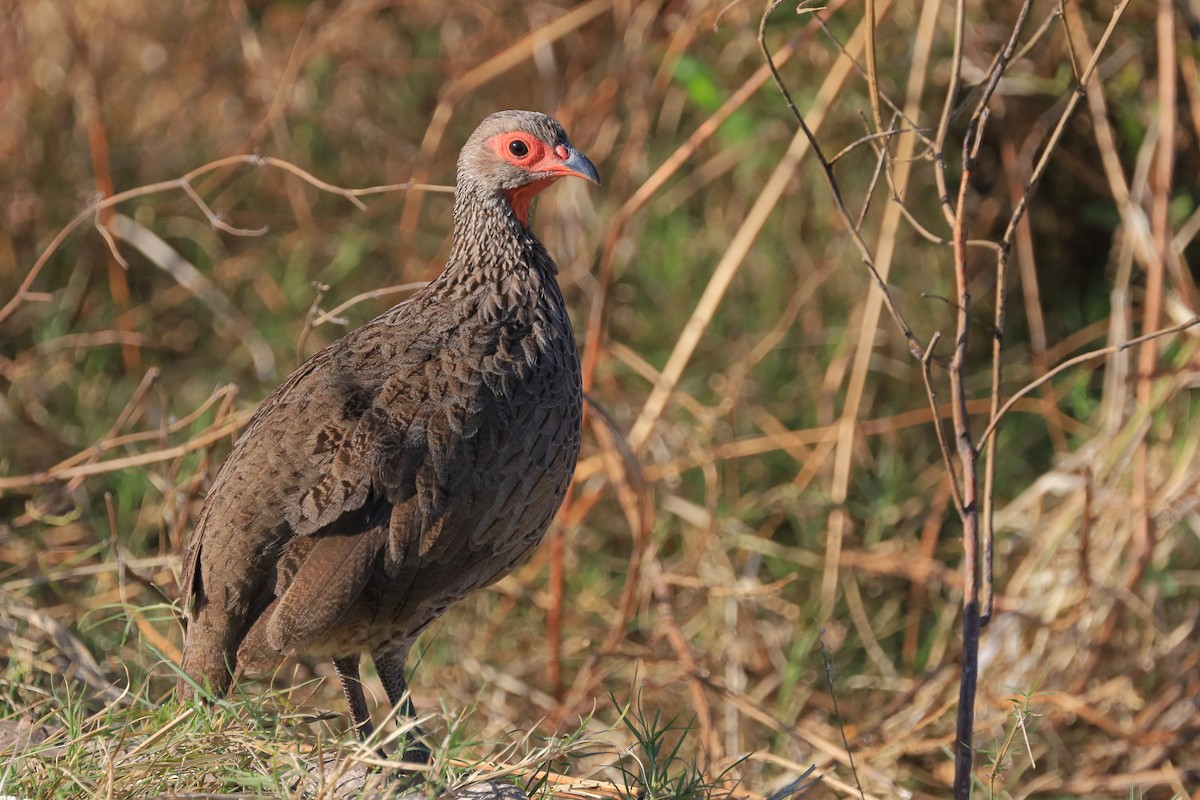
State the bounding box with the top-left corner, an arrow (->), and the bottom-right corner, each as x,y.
177,611 -> 236,700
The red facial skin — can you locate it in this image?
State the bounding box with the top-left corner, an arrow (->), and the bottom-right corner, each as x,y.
486,132 -> 587,225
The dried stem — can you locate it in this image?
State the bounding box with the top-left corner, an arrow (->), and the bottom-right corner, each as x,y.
0,153 -> 448,327
758,1 -> 922,359
945,1 -> 1035,790
978,315 -> 1200,446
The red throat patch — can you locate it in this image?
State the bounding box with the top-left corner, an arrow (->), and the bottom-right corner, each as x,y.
504,177 -> 557,226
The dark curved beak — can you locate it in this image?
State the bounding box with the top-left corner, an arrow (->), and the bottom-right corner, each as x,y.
558,145 -> 601,186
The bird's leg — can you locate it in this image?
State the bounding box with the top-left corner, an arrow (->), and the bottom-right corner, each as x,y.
374,650 -> 430,764
332,655 -> 375,743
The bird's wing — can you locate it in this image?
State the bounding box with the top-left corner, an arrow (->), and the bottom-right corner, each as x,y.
179,320 -> 416,620
355,342 -> 485,568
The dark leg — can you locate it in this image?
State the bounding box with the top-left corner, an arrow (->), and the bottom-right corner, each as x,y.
374,649 -> 430,764
332,655 -> 375,742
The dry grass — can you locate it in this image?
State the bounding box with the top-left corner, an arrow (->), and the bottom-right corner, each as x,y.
2,1 -> 1199,798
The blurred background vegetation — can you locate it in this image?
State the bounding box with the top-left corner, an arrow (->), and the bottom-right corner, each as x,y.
1,0 -> 1198,797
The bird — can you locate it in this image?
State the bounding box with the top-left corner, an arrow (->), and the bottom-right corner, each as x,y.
177,110 -> 598,757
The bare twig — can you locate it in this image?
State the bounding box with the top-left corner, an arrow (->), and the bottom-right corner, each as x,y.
312,282 -> 427,328
932,0 -> 967,228
0,408 -> 254,492
945,2 -> 1036,790
758,0 -> 922,361
295,282 -> 330,366
978,315 -> 1200,446
0,153 -> 448,327
921,333 -> 964,513
818,630 -> 866,800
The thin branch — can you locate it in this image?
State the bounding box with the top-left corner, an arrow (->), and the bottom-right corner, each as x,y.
0,153 -> 449,326
971,0 -> 1041,623
93,208 -> 130,269
920,292 -> 1002,340
180,182 -> 269,237
933,0 -> 968,228
978,315 -> 1200,446
948,105 -> 983,800
830,125 -> 928,167
819,630 -> 866,800
812,16 -> 937,152
312,282 -> 427,327
854,130 -> 888,229
41,385 -> 239,476
296,282 -> 330,366
0,409 -> 255,492
863,0 -> 883,134
920,332 -> 965,514
1057,0 -> 1083,80
999,0 -> 1133,250
759,0 -> 923,360
1012,6 -> 1064,67
946,1 -> 1036,792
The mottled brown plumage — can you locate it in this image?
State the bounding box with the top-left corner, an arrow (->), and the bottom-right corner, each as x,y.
178,111 -> 598,753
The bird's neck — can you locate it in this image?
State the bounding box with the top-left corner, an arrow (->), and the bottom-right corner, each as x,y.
440,182 -> 558,295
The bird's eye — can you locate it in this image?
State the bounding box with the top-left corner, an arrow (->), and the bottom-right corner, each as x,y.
508,139 -> 530,158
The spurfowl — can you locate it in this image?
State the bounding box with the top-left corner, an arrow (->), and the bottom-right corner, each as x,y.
178,111 -> 597,754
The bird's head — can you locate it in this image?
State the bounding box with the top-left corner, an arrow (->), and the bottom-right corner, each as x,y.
458,110 -> 600,227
